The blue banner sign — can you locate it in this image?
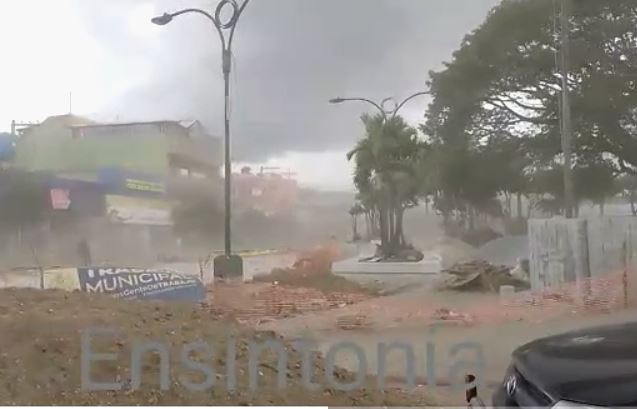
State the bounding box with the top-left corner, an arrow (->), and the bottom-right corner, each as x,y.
77,267 -> 205,302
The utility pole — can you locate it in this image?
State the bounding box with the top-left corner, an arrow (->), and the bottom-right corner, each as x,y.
11,120 -> 37,136
560,0 -> 575,218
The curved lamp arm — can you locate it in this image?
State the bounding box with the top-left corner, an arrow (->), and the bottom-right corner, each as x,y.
228,0 -> 251,50
153,8 -> 225,49
329,97 -> 387,121
392,91 -> 431,118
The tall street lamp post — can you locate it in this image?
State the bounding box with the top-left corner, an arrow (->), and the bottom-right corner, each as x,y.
151,0 -> 250,277
152,0 -> 250,278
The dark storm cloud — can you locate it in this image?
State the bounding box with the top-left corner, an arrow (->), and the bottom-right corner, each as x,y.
80,0 -> 499,161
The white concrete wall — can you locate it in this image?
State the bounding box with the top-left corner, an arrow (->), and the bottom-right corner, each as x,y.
529,216 -> 637,291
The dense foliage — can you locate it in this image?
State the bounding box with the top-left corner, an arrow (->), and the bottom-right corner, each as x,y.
348,0 -> 637,252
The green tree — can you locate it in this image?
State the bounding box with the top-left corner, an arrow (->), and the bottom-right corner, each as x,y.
574,160 -> 618,215
347,114 -> 426,256
528,160 -> 618,216
423,0 -> 637,217
618,174 -> 637,215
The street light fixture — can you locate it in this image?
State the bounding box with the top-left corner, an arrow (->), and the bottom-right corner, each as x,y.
329,91 -> 431,122
150,13 -> 172,25
152,0 -> 250,279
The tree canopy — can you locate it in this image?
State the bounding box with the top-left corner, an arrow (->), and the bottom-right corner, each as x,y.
421,0 -> 637,221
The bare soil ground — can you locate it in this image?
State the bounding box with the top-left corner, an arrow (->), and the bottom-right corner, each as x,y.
0,288 -> 432,406
253,269 -> 379,296
251,242 -> 381,296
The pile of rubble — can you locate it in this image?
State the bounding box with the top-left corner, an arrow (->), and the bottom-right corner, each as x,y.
439,260 -> 530,292
253,244 -> 376,296
431,308 -> 475,326
208,282 -> 369,325
509,271 -> 626,313
336,314 -> 373,330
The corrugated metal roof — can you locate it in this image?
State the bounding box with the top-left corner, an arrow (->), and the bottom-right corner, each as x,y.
178,119 -> 199,129
69,120 -> 177,129
43,114 -> 97,127
69,119 -> 206,131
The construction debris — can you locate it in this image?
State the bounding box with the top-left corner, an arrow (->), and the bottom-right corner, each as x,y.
336,314 -> 373,330
439,260 -> 530,292
208,282 -> 369,325
431,308 -> 475,326
253,244 -> 378,295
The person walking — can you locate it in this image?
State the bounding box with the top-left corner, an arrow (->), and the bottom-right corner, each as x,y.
77,239 -> 92,266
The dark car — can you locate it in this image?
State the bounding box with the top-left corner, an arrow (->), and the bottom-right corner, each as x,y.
492,322 -> 637,408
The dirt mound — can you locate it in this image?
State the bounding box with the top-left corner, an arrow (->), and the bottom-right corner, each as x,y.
253,244 -> 378,296
255,268 -> 376,295
0,288 -> 431,405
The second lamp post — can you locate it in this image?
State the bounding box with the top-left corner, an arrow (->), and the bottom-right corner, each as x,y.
329,91 -> 431,122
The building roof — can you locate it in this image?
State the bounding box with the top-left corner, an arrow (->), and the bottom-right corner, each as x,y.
69,119 -> 203,130
43,114 -> 97,127
178,119 -> 199,129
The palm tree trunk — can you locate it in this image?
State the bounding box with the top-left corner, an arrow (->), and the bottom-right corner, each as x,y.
517,193 -> 523,219
372,209 -> 380,237
631,190 -> 637,216
505,192 -> 512,218
370,211 -> 376,237
351,215 -> 358,240
378,205 -> 389,255
394,206 -> 405,249
388,205 -> 395,249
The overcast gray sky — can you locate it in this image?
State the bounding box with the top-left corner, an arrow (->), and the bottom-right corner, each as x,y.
1,0 -> 499,190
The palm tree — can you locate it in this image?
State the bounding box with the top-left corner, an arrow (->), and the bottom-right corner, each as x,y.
347,114 -> 425,257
